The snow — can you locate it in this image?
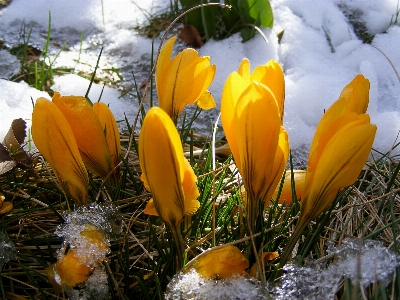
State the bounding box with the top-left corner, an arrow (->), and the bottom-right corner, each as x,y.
166,238 -> 399,300
1,0 -> 400,161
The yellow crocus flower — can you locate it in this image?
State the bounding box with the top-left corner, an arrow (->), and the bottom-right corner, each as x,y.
52,93 -> 115,181
279,75 -> 377,269
93,102 -> 121,185
156,36 -> 216,120
32,98 -> 89,205
221,59 -> 289,234
272,170 -> 306,204
139,107 -> 200,267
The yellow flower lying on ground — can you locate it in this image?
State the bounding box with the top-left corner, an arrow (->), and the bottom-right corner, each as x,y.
156,36 -> 216,120
46,224 -> 109,292
32,98 -> 89,205
0,195 -> 13,214
182,245 -> 249,279
279,75 -> 377,268
221,59 -> 289,234
272,170 -> 306,204
139,107 -> 200,267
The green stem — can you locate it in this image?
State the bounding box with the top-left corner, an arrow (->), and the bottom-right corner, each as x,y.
169,223 -> 185,270
278,220 -> 308,277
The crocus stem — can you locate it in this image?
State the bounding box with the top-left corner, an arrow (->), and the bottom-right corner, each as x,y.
169,224 -> 185,270
278,220 -> 308,277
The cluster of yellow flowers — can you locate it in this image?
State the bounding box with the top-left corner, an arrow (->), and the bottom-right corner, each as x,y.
32,93 -> 121,204
32,35 -> 376,287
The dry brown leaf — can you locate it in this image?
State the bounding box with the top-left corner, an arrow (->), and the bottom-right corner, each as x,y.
178,24 -> 204,48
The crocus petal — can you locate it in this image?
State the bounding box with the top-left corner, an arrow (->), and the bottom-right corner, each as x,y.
309,75 -> 370,161
301,117 -> 376,222
143,199 -> 158,216
139,107 -> 199,226
233,83 -> 281,201
55,251 -> 92,287
182,158 -> 200,215
32,98 -> 89,205
237,58 -> 251,81
93,102 -> 121,171
262,127 -> 289,204
156,36 -> 216,119
221,71 -> 250,169
196,91 -> 216,110
52,93 -> 112,179
251,60 -> 285,120
0,201 -> 13,214
156,36 -> 177,95
273,170 -> 306,204
182,246 -> 249,279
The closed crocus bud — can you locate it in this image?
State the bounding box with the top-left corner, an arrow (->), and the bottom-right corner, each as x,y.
32,98 -> 89,205
156,36 -> 216,120
52,93 -> 113,180
139,107 -> 200,268
279,75 -> 377,270
221,59 -> 288,235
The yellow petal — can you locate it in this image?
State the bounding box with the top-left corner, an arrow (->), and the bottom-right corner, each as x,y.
93,102 -> 121,171
221,72 -> 249,170
143,199 -> 159,216
233,83 -> 281,201
272,170 -> 306,204
32,98 -> 89,205
139,107 -> 199,226
156,37 -> 216,119
156,36 -> 177,100
249,251 -> 279,278
263,127 -> 289,205
183,245 -> 249,279
237,58 -> 251,81
182,158 -> 200,215
302,117 -> 376,222
52,93 -> 112,180
46,263 -> 63,293
196,91 -> 216,110
0,201 -> 13,214
309,75 -> 370,161
251,60 -> 285,120
55,251 -> 92,287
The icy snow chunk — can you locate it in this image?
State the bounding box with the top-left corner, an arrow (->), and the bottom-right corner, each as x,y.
55,202 -> 120,244
165,269 -> 267,300
0,50 -> 20,79
0,232 -> 16,270
270,238 -> 400,299
66,266 -> 110,300
328,238 -> 400,287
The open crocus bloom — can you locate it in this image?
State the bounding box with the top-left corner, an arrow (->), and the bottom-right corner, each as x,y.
139,107 -> 200,225
156,36 -> 216,120
221,59 -> 289,233
279,75 -> 377,268
32,98 -> 89,205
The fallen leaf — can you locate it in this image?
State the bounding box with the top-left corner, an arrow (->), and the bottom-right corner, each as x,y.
178,24 -> 204,48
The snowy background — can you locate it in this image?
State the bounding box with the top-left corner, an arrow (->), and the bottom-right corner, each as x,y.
1,0 -> 399,164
